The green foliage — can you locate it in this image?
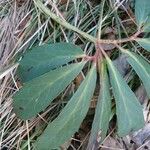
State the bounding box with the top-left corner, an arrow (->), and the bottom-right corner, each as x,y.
135,0 -> 150,31
34,65 -> 97,150
106,57 -> 144,136
123,51 -> 150,98
136,38 -> 150,52
13,62 -> 85,120
11,0 -> 150,149
87,62 -> 111,150
18,43 -> 85,82
13,42 -> 150,148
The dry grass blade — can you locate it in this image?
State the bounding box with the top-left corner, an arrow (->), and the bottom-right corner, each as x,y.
0,0 -> 150,149
0,0 -> 99,149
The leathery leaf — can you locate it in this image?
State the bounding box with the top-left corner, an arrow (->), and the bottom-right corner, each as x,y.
18,43 -> 85,82
13,62 -> 85,120
123,50 -> 150,98
87,61 -> 111,150
34,65 -> 97,150
106,57 -> 144,137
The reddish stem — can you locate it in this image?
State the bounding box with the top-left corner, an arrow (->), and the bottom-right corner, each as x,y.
97,30 -> 142,44
83,29 -> 142,64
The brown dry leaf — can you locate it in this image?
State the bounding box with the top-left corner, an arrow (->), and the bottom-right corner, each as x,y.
90,96 -> 98,109
14,15 -> 31,38
59,0 -> 68,5
113,54 -> 130,77
101,43 -> 116,51
135,86 -> 149,105
16,80 -> 23,88
103,27 -> 118,35
135,85 -> 149,121
131,123 -> 150,148
74,73 -> 84,88
121,136 -> 135,150
104,27 -> 114,34
100,137 -> 124,150
101,27 -> 116,51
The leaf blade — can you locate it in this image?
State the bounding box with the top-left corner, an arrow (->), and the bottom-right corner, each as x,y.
135,0 -> 150,32
136,38 -> 150,52
18,43 -> 85,82
13,62 -> 85,120
123,50 -> 150,98
34,65 -> 97,150
106,57 -> 144,137
87,61 -> 111,150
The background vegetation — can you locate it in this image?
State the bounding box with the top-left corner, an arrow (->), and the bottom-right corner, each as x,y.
0,0 -> 150,149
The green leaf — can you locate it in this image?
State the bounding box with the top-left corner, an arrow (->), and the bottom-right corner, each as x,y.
135,0 -> 150,32
87,61 -> 111,150
123,50 -> 150,98
136,38 -> 150,52
106,57 -> 144,137
34,65 -> 97,150
18,43 -> 85,82
13,62 -> 85,120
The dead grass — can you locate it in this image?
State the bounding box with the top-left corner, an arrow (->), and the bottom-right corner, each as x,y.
0,1 -> 99,149
0,0 -> 149,149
